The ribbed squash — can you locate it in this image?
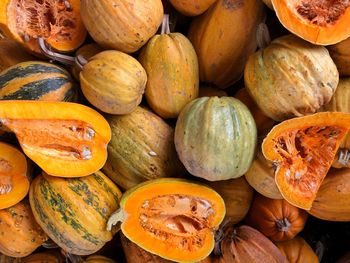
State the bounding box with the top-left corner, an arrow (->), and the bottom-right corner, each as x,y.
328,37 -> 350,77
0,199 -> 48,257
188,0 -> 264,89
29,171 -> 122,255
0,101 -> 111,177
245,148 -> 283,199
246,194 -> 308,242
107,178 -> 226,263
208,177 -> 254,224
271,0 -> 350,45
0,39 -> 34,72
103,106 -> 185,190
22,251 -> 64,263
198,86 -> 227,97
309,168 -> 350,221
0,0 -> 86,54
0,61 -> 77,102
169,0 -> 216,16
81,0 -> 163,53
262,112 -> 350,210
0,142 -> 29,209
175,97 -> 257,181
245,35 -> 339,121
139,15 -> 199,118
276,236 -> 318,263
80,50 -> 147,115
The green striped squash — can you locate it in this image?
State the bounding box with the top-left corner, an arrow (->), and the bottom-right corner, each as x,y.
175,96 -> 257,181
29,171 -> 122,255
0,61 -> 77,101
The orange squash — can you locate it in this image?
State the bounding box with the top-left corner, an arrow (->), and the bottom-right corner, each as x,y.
198,86 -> 227,97
83,255 -> 117,263
0,101 -> 111,177
262,112 -> 350,210
22,251 -> 64,263
328,37 -> 350,77
0,0 -> 86,54
0,254 -> 21,263
276,236 -> 318,263
188,0 -> 264,89
81,0 -> 163,53
169,0 -> 216,16
0,142 -> 29,209
246,194 -> 308,242
271,0 -> 350,45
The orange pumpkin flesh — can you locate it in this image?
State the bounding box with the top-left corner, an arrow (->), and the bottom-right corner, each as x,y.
0,101 -> 111,177
262,112 -> 350,210
0,142 -> 29,209
271,0 -> 350,45
0,0 -> 86,54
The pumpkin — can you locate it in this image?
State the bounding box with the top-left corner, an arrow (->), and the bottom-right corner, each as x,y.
234,88 -> 275,134
80,0 -> 163,53
320,78 -> 350,168
0,0 -> 86,54
0,61 -> 77,102
309,168 -> 350,221
245,35 -> 339,121
107,178 -> 225,263
188,0 -> 264,89
217,224 -> 288,263
0,39 -> 34,72
262,0 -> 273,10
0,199 -> 48,257
262,112 -> 350,210
80,50 -> 147,115
198,86 -> 227,97
328,37 -> 350,77
102,106 -> 185,190
246,194 -> 308,242
83,255 -> 117,263
0,101 -> 111,177
22,251 -> 64,263
139,15 -> 199,119
276,236 -> 318,263
208,177 -> 254,224
175,97 -> 257,181
0,142 -> 29,209
0,254 -> 21,263
29,171 -> 122,255
169,0 -> 216,16
245,147 -> 283,199
271,0 -> 350,45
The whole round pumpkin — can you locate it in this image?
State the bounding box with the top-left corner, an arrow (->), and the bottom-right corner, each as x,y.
169,0 -> 216,16
22,251 -> 64,263
175,97 -> 257,181
245,34 -> 339,121
328,37 -> 350,77
81,0 -> 163,53
80,50 -> 147,115
246,194 -> 308,242
29,171 -> 122,255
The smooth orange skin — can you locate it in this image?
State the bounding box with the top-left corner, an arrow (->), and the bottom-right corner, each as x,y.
169,0 -> 216,16
0,39 -> 34,72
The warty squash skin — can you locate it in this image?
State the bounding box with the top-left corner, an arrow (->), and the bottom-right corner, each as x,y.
245,35 -> 339,121
29,171 -> 122,255
328,37 -> 350,77
81,0 -> 163,53
169,0 -> 217,16
139,24 -> 199,119
175,97 -> 257,181
188,0 -> 264,89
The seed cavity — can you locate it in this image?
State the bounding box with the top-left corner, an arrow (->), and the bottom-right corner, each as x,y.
0,176 -> 12,195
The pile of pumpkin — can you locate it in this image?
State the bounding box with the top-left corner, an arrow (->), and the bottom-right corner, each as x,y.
0,0 -> 350,262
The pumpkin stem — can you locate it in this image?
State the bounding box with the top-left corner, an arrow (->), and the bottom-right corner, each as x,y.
106,208 -> 126,231
213,218 -> 233,256
0,175 -> 12,195
315,240 -> 325,262
337,148 -> 350,167
276,218 -> 291,232
161,14 -> 171,35
42,239 -> 59,249
256,23 -> 271,49
38,38 -> 76,65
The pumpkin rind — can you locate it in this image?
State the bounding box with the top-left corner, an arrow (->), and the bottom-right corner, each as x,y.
175,97 -> 257,181
29,171 -> 122,255
139,32 -> 199,118
328,37 -> 350,77
80,50 -> 147,115
188,0 -> 264,89
246,194 -> 308,242
245,35 -> 339,121
169,0 -> 216,16
0,199 -> 48,257
80,0 -> 163,53
102,106 -> 185,190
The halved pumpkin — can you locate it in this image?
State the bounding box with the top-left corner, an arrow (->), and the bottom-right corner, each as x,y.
262,112 -> 350,210
271,0 -> 350,45
0,0 -> 86,54
0,142 -> 29,209
0,101 -> 111,177
107,178 -> 226,263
